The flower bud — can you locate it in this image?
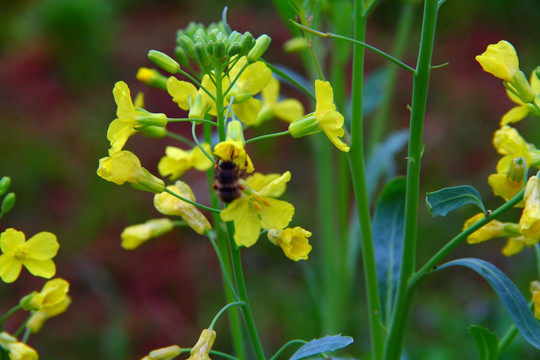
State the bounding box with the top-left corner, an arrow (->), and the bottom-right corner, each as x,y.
1,192 -> 16,214
247,34 -> 271,62
148,50 -> 180,74
188,93 -> 206,119
214,39 -> 226,60
283,37 -> 308,53
289,115 -> 320,138
148,345 -> 182,360
174,46 -> 189,66
135,111 -> 168,128
227,43 -> 241,57
0,176 -> 11,197
179,35 -> 196,59
228,31 -> 242,45
136,67 -> 168,89
206,40 -> 215,56
195,43 -> 211,70
194,28 -> 207,44
225,120 -> 245,144
239,32 -> 255,56
506,157 -> 526,183
140,126 -> 167,138
19,292 -> 38,311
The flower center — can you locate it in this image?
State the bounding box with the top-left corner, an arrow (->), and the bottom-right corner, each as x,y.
15,247 -> 29,260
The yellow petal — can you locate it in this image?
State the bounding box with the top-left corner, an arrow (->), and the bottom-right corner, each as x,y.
97,150 -> 145,185
107,118 -> 135,152
167,77 -> 197,110
220,198 -> 261,247
501,237 -> 526,256
158,146 -> 193,180
475,40 -> 519,81
113,81 -> 135,119
7,342 -> 38,360
0,255 -> 22,283
261,77 -> 279,106
24,232 -> 59,260
501,105 -> 530,125
275,99 -> 304,123
21,258 -> 56,279
268,227 -> 312,261
0,229 -> 26,255
245,173 -> 280,192
314,80 -> 336,114
493,126 -> 528,156
256,171 -> 291,198
488,172 -> 524,203
519,176 -> 540,238
318,111 -> 350,152
534,290 -> 540,319
259,198 -> 294,230
229,57 -> 271,95
191,143 -> 213,171
121,218 -> 174,250
233,98 -> 262,125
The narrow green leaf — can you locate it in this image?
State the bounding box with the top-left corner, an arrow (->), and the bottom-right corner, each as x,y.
437,258 -> 540,349
372,177 -> 406,324
426,185 -> 486,217
289,335 -> 354,360
469,325 -> 499,360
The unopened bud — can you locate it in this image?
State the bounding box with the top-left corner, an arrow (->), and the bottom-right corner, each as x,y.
179,35 -> 196,59
227,43 -> 241,57
174,46 -> 189,67
506,157 -> 526,183
289,115 -> 320,138
0,176 -> 10,197
247,34 -> 271,62
225,120 -> 245,144
148,345 -> 182,360
239,32 -> 255,56
148,50 -> 180,74
194,28 -> 207,44
283,37 -> 308,53
1,192 -> 15,214
206,40 -> 215,56
228,31 -> 242,45
136,67 -> 168,89
195,43 -> 211,70
135,111 -> 168,128
188,94 -> 206,119
214,39 -> 226,60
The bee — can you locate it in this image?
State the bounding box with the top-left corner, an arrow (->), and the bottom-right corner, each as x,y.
213,157 -> 246,203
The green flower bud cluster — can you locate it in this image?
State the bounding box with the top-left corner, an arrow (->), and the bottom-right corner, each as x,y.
0,176 -> 16,219
174,21 -> 270,74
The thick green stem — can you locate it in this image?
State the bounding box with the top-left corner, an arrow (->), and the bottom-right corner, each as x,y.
383,3 -> 441,358
349,1 -> 385,358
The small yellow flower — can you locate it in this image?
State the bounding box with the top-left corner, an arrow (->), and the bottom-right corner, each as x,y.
97,150 -> 165,193
0,332 -> 38,360
188,329 -> 216,360
167,75 -> 223,119
154,181 -> 211,235
140,345 -> 182,360
221,172 -> 295,247
476,40 -> 519,82
0,228 -> 59,283
213,140 -> 254,173
268,227 -> 312,261
501,236 -> 534,256
256,77 -> 304,125
519,176 -> 540,239
121,218 -> 174,250
531,281 -> 540,320
158,144 -> 213,180
289,80 -> 349,152
26,278 -> 71,333
501,69 -> 540,125
108,81 -> 167,153
462,213 -> 513,244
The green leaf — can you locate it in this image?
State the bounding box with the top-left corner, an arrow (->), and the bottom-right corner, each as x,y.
437,258 -> 540,349
289,335 -> 354,360
469,325 -> 499,360
372,177 -> 406,324
426,185 -> 486,217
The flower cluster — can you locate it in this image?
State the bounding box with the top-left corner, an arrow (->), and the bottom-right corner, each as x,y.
463,41 -> 540,256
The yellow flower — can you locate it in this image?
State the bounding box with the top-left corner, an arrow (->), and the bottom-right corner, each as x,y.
121,218 -> 174,250
462,213 -> 513,244
97,150 -> 165,193
0,228 -> 59,283
0,332 -> 38,360
289,80 -> 349,152
221,172 -> 295,247
26,278 -> 71,333
154,181 -> 211,235
213,140 -> 254,173
500,236 -> 537,256
158,144 -> 213,180
501,69 -> 540,125
107,81 -> 167,153
519,176 -> 540,239
476,40 -> 519,82
188,329 -> 216,360
167,75 -> 223,119
531,281 -> 540,320
140,345 -> 181,360
256,77 -> 304,125
267,227 -> 312,261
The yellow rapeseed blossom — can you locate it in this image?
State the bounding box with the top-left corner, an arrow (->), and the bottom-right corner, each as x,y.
462,213 -> 514,244
0,332 -> 38,360
500,236 -> 537,256
519,176 -> 540,239
158,143 -> 213,180
289,80 -> 350,152
154,181 -> 211,235
97,150 -> 165,193
140,345 -> 182,360
167,74 -> 223,119
476,40 -> 519,82
501,68 -> 540,125
121,218 -> 174,250
27,278 -> 71,333
267,227 -> 312,261
187,329 -> 216,360
108,81 -> 167,153
221,172 -> 295,247
0,228 -> 59,283
256,77 -> 304,125
213,140 -> 254,173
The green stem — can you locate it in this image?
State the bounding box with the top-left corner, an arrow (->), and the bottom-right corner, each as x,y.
269,340 -> 307,360
209,301 -> 245,330
163,188 -> 220,213
245,130 -> 291,145
499,301 -> 534,352
227,224 -> 266,360
206,230 -> 240,300
384,1 -> 440,359
177,68 -> 216,102
191,121 -> 215,163
289,20 -> 416,74
348,1 -> 385,358
224,61 -> 250,98
165,131 -> 195,147
215,65 -> 226,141
167,118 -> 217,126
0,305 -> 21,328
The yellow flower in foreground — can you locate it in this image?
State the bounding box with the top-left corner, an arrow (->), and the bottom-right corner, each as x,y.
531,281 -> 540,320
476,40 -> 519,82
141,345 -> 181,360
256,77 -> 304,125
289,80 -> 349,152
221,172 -> 294,247
26,278 -> 71,333
268,227 -> 312,261
0,332 -> 38,360
501,69 -> 540,125
167,74 -> 223,119
158,144 -> 213,180
97,150 -> 165,193
154,181 -> 211,235
0,228 -> 59,283
462,213 -> 513,244
188,329 -> 216,360
213,140 -> 254,173
108,81 -> 167,152
121,218 -> 174,250
519,176 -> 540,239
